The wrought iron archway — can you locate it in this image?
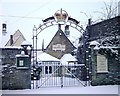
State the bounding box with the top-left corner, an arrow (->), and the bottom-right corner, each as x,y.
32,9 -> 87,88
32,8 -> 85,63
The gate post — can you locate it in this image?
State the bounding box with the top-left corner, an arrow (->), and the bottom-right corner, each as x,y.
60,64 -> 63,88
15,52 -> 31,89
14,41 -> 32,89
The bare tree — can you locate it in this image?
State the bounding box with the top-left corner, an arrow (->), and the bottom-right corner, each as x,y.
94,0 -> 118,21
79,1 -> 118,24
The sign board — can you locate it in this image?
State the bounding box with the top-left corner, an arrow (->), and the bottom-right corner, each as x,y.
97,54 -> 108,73
52,44 -> 65,51
16,55 -> 30,69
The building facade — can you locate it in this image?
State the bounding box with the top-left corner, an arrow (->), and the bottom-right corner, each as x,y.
46,26 -> 76,59
77,16 -> 120,85
1,30 -> 31,89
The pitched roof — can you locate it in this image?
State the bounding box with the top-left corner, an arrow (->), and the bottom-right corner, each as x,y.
1,30 -> 26,47
46,28 -> 76,50
45,28 -> 76,59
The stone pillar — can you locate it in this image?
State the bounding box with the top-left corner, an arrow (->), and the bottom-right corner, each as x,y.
2,54 -> 31,90
14,54 -> 31,89
2,48 -> 31,90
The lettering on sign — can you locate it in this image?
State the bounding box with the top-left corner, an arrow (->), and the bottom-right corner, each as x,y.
97,54 -> 108,73
52,44 -> 65,51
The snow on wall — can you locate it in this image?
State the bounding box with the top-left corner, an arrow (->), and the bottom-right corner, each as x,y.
89,41 -> 100,46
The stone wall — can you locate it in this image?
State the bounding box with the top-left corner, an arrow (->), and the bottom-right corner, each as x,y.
77,16 -> 120,84
88,16 -> 120,41
91,48 -> 120,86
1,48 -> 31,90
86,16 -> 120,86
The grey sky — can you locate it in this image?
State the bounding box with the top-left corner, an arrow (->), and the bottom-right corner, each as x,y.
0,0 -> 119,48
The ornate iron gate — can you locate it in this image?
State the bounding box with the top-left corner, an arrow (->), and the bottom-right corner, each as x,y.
31,9 -> 87,89
31,63 -> 86,89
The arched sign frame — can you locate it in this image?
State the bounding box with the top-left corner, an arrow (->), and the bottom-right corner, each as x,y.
35,20 -> 85,36
32,9 -> 88,88
32,9 -> 85,66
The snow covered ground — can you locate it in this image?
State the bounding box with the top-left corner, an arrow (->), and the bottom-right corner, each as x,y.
1,76 -> 120,94
31,77 -> 86,88
2,85 -> 119,94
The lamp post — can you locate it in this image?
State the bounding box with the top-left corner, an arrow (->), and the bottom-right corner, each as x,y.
32,25 -> 38,67
20,41 -> 32,69
20,40 -> 32,69
21,41 -> 32,56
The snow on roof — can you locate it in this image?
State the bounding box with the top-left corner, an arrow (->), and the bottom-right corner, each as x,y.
90,41 -> 100,46
37,52 -> 60,61
1,30 -> 26,48
16,54 -> 29,57
2,46 -> 22,49
21,40 -> 32,46
100,46 -> 119,49
60,53 -> 77,66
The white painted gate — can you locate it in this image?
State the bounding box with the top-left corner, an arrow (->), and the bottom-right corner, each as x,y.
31,63 -> 86,89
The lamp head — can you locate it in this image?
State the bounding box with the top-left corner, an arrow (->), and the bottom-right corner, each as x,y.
90,41 -> 100,48
21,41 -> 32,55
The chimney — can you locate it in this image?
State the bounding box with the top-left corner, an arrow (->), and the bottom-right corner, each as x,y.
88,18 -> 92,26
10,35 -> 13,46
118,1 -> 120,16
2,23 -> 7,35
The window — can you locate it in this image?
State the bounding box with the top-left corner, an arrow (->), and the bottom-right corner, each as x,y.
45,66 -> 52,74
45,66 -> 48,74
49,66 -> 52,74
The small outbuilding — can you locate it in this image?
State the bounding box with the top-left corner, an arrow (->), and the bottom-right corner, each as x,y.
37,52 -> 60,77
60,54 -> 78,77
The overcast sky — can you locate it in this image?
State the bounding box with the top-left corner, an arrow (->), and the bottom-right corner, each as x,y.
0,0 -> 119,48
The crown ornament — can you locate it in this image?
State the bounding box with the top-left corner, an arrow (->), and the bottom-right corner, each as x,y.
54,8 -> 68,24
